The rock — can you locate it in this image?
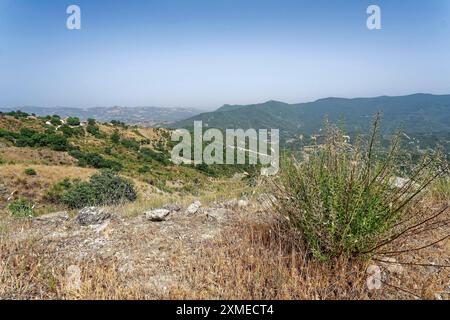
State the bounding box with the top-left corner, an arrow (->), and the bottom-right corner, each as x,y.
390,177 -> 419,189
185,201 -> 201,214
237,199 -> 249,208
379,257 -> 404,275
163,203 -> 182,212
223,199 -> 238,208
231,172 -> 249,181
90,220 -> 110,233
34,211 -> 69,224
77,207 -> 112,226
65,265 -> 81,291
206,208 -> 230,221
145,209 -> 171,222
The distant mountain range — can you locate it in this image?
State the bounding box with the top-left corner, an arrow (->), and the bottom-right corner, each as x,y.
2,94 -> 450,139
0,106 -> 202,126
171,94 -> 450,138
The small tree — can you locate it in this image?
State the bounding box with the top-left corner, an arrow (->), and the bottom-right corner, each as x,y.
66,117 -> 81,126
111,130 -> 120,144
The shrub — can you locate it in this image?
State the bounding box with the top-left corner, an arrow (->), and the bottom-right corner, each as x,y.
8,198 -> 35,218
69,149 -> 122,171
89,170 -> 137,205
138,165 -> 151,174
120,139 -> 140,151
66,117 -> 81,126
24,168 -> 37,176
5,110 -> 29,119
87,122 -> 100,137
44,178 -> 72,203
50,116 -> 62,126
111,131 -> 120,144
140,147 -> 170,165
111,120 -> 128,129
59,124 -> 84,137
0,128 -> 19,142
272,115 -> 447,261
60,170 -> 137,209
61,181 -> 97,209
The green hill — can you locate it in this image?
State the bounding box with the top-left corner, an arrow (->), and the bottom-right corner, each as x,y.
172,94 -> 450,139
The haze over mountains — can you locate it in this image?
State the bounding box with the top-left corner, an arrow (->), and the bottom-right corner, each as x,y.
2,94 -> 450,138
172,93 -> 450,137
0,106 -> 202,126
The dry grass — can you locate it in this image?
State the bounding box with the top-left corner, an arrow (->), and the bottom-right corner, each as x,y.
116,178 -> 251,217
167,219 -> 371,300
1,199 -> 447,300
0,164 -> 96,210
0,147 -> 76,166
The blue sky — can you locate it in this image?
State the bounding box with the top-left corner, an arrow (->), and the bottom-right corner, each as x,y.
0,0 -> 449,109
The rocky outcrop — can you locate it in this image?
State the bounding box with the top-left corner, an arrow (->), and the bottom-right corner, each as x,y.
76,207 -> 112,226
185,201 -> 201,214
163,203 -> 182,213
145,209 -> 171,222
34,211 -> 69,224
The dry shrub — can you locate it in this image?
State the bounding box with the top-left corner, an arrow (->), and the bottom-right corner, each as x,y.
272,115 -> 448,261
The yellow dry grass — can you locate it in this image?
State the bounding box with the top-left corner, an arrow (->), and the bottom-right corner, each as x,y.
0,147 -> 76,166
0,197 -> 448,300
0,164 -> 96,210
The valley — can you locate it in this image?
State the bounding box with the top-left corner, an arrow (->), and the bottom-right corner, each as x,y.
0,97 -> 449,300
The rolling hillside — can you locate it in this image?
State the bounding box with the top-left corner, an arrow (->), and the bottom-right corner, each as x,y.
172,94 -> 450,139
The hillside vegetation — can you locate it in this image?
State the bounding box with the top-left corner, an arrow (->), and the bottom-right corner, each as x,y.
172,94 -> 450,152
0,111 -> 255,214
0,108 -> 448,300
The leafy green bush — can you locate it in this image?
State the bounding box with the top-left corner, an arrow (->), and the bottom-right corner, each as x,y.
140,147 -> 170,165
60,170 -> 137,209
43,134 -> 70,151
120,139 -> 140,151
24,168 -> 37,176
272,116 -> 447,261
59,124 -> 84,137
13,128 -> 70,151
61,181 -> 97,209
44,177 -> 72,203
89,170 -> 137,205
138,165 -> 151,174
110,120 -> 128,129
66,117 -> 81,126
5,110 -> 29,119
86,121 -> 100,137
50,116 -> 62,126
8,199 -> 35,218
111,131 -> 120,144
0,128 -> 19,142
69,149 -> 122,171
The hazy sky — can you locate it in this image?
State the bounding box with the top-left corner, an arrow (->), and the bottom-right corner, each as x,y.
0,0 -> 449,109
